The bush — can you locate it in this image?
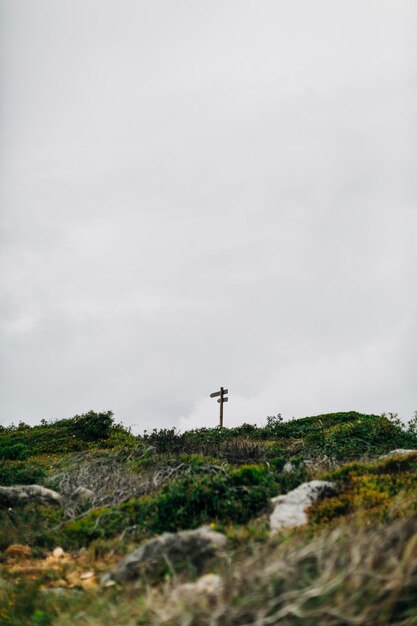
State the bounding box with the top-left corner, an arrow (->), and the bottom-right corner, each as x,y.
142,428 -> 184,453
0,501 -> 64,550
138,412 -> 413,461
69,411 -> 114,441
309,453 -> 417,527
303,414 -> 415,459
148,463 -> 278,532
0,410 -> 131,457
54,463 -> 292,548
0,460 -> 46,486
0,443 -> 30,461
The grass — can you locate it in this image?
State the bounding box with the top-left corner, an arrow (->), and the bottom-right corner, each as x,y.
3,516 -> 417,626
2,410 -> 417,624
308,451 -> 417,527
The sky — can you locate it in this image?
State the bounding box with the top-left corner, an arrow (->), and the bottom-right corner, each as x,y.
1,1 -> 417,432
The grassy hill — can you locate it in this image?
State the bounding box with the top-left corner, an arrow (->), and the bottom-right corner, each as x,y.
1,409 -> 417,625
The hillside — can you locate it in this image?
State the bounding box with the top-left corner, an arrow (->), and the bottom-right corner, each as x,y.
1,410 -> 417,625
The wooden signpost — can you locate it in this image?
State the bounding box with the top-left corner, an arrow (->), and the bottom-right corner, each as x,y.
210,387 -> 228,428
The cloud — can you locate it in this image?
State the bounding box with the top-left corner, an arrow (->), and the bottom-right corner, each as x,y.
1,1 -> 417,428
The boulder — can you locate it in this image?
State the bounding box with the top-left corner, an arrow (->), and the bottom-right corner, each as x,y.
380,449 -> 417,459
103,526 -> 227,583
171,573 -> 223,604
0,485 -> 62,507
283,460 -> 313,473
52,547 -> 65,559
270,480 -> 337,531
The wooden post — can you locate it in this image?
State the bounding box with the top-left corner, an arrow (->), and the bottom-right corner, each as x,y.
219,387 -> 224,428
210,387 -> 228,428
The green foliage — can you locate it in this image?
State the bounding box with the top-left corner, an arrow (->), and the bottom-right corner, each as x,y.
0,502 -> 64,550
0,442 -> 30,461
148,463 -> 275,532
2,409 -> 417,626
53,463 -> 298,548
309,452 -> 417,526
0,460 -> 46,486
2,409 -> 417,554
324,452 -> 417,483
308,495 -> 352,525
142,427 -> 182,453
0,411 -> 136,458
321,415 -> 411,458
139,411 -> 417,462
1,410 -> 413,464
68,410 -> 114,441
263,411 -> 369,439
0,581 -> 47,626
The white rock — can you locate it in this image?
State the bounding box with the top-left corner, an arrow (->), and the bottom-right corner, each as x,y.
172,573 -> 223,603
0,485 -> 62,507
283,462 -> 294,473
380,449 -> 417,459
52,547 -> 65,559
270,480 -> 337,531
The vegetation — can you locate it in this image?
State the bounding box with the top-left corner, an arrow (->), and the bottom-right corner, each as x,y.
1,409 -> 417,625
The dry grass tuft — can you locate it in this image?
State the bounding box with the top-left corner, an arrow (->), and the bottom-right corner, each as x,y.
144,517 -> 417,626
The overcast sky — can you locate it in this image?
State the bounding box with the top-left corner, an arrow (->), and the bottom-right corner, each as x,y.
1,1 -> 416,431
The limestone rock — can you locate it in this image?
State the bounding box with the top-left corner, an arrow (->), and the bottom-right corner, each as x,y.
104,526 -> 227,584
380,449 -> 417,459
52,547 -> 65,559
0,485 -> 62,507
270,480 -> 337,531
172,573 -> 223,603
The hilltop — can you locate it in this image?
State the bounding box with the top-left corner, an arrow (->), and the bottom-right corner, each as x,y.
1,409 -> 417,625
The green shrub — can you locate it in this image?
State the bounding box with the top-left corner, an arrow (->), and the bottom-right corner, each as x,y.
0,410 -> 134,457
310,453 -> 417,527
303,414 -> 414,459
0,460 -> 46,485
0,503 -> 64,550
68,410 -> 114,441
308,495 -> 352,525
53,463 -> 288,548
0,443 -> 30,461
142,427 -> 183,453
138,411 -> 414,461
0,580 -> 56,626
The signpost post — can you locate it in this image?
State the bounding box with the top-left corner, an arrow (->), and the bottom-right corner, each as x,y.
209,387 -> 228,428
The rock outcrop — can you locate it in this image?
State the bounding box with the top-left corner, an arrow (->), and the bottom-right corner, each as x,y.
380,449 -> 417,459
0,485 -> 62,507
270,480 -> 337,531
171,573 -> 223,604
103,526 -> 227,583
